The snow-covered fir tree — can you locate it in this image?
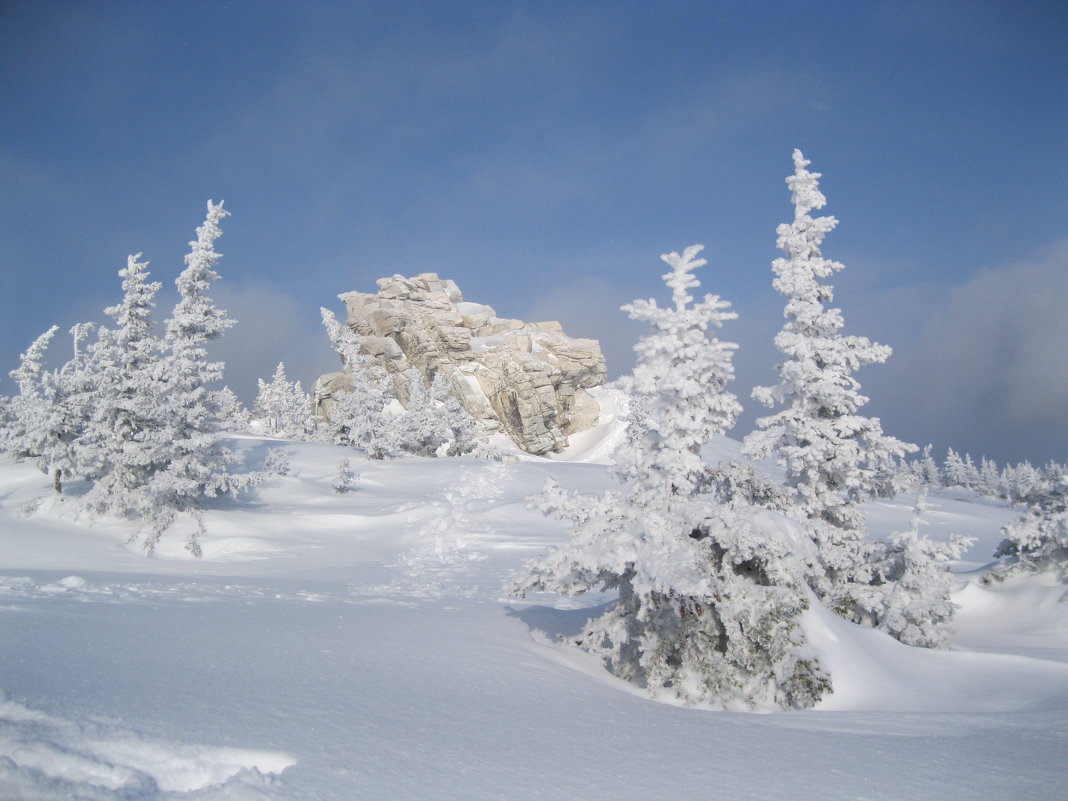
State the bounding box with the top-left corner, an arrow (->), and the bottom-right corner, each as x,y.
430,373 -> 481,457
1041,460 -> 1066,484
34,324 -> 98,493
91,202 -> 261,555
742,150 -> 915,627
1003,461 -> 1041,506
861,491 -> 972,647
962,453 -> 980,490
978,457 -> 1001,497
514,245 -> 829,710
3,323 -> 108,494
991,475 -> 1068,581
327,377 -> 393,457
379,373 -> 443,457
148,200 -> 263,554
381,371 -> 481,458
77,254 -> 164,494
333,457 -> 355,494
909,444 -> 941,488
319,307 -> 393,458
254,362 -> 313,439
941,448 -> 968,488
0,396 -> 11,452
2,326 -> 60,461
1,324 -> 97,494
216,386 -> 252,431
612,245 -> 744,500
263,447 -> 290,476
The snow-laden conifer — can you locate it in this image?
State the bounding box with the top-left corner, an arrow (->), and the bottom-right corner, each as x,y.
860,491 -> 973,647
333,458 -> 355,494
613,245 -> 743,502
3,324 -> 98,493
113,202 -> 259,555
514,245 -> 829,710
216,386 -> 252,431
431,373 -> 481,457
320,307 -> 392,457
381,372 -> 481,458
978,457 -> 1001,497
379,373 -> 443,457
35,324 -> 98,493
263,447 -> 290,476
2,326 -> 59,461
742,150 -> 915,625
254,362 -> 313,439
910,444 -> 941,488
942,448 -> 968,488
79,254 -> 164,488
1003,461 -> 1041,506
991,475 -> 1068,581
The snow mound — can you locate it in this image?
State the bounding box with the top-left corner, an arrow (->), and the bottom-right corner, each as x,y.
802,592 -> 1068,712
952,571 -> 1068,662
0,693 -> 295,799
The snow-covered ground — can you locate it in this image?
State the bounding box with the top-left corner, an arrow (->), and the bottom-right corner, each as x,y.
1,426 -> 1066,799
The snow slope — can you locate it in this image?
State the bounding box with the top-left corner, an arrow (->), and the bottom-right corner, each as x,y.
1,434 -> 1066,800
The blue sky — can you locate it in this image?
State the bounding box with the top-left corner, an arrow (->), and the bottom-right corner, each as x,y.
2,0 -> 1066,465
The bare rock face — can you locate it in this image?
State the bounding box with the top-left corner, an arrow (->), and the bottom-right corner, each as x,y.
316,273 -> 606,454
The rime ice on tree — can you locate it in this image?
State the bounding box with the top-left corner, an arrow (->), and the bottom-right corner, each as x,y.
318,308 -> 393,458
101,202 -> 259,555
2,326 -> 59,467
992,475 -> 1068,581
515,245 -> 829,710
254,362 -> 314,439
743,150 -> 916,624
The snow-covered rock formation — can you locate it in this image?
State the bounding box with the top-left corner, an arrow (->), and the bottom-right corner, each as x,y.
315,273 -> 606,454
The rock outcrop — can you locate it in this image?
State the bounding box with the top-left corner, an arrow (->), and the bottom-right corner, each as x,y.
315,273 -> 607,454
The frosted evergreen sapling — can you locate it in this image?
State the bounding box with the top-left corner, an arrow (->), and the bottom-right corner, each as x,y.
254,362 -> 314,439
991,475 -> 1068,581
319,307 -> 393,457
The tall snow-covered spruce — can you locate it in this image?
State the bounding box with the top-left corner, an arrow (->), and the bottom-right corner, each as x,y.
2,326 -> 59,465
514,245 -> 829,710
742,150 -> 929,634
79,254 -> 164,501
117,201 -> 261,555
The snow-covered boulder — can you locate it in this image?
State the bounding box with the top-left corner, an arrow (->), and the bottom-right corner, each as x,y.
315,273 -> 606,454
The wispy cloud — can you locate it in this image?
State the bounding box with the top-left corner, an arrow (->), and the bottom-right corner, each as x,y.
208,284 -> 339,403
865,238 -> 1068,462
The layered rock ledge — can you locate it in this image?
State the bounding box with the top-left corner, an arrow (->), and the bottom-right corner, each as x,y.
315,273 -> 606,454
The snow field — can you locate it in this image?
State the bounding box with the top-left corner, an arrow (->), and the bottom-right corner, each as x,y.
0,436 -> 1066,799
